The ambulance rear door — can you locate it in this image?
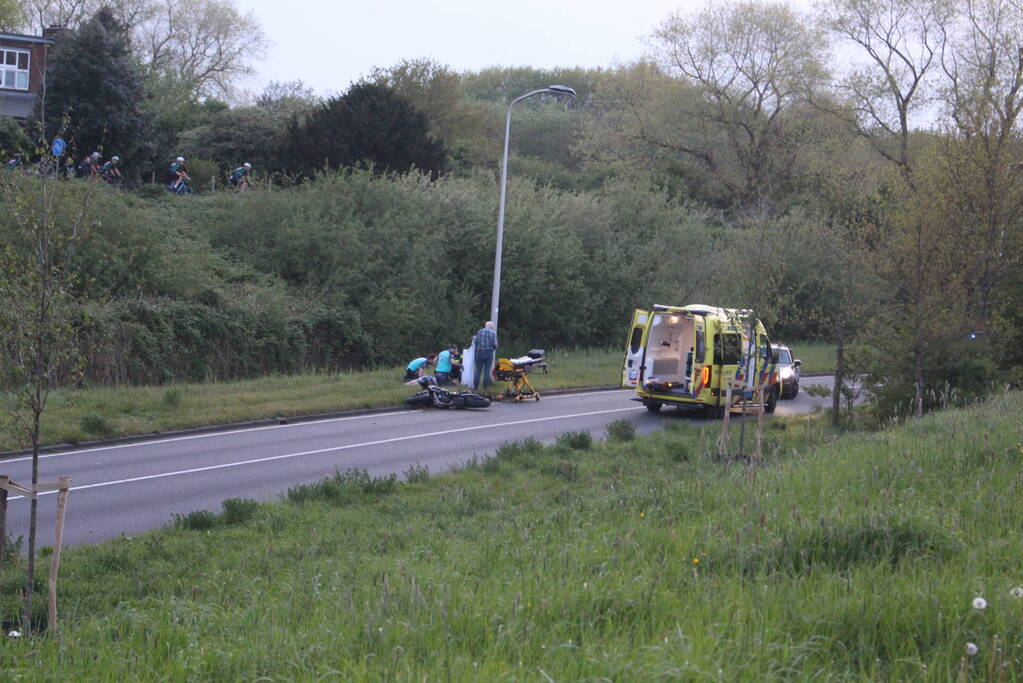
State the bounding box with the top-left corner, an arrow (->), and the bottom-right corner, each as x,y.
621,309 -> 650,388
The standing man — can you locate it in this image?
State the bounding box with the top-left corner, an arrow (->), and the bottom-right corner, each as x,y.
472,321 -> 497,394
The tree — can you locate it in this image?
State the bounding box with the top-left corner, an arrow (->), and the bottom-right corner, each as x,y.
135,0 -> 267,98
178,82 -> 318,175
286,83 -> 446,178
0,0 -> 23,30
649,0 -> 829,208
42,7 -> 148,169
0,168 -> 93,631
18,0 -> 265,99
819,0 -> 953,185
935,0 -> 1023,325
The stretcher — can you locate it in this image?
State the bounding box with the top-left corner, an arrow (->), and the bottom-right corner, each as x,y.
494,349 -> 548,401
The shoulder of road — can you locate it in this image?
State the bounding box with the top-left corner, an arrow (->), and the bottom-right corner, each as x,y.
0,373 -> 833,458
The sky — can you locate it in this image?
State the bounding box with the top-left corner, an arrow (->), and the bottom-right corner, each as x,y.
238,0 -> 710,97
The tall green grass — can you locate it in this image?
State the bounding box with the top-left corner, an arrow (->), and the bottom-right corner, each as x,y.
0,391 -> 1020,679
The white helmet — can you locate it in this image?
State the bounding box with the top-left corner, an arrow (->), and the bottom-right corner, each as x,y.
176,156 -> 184,162
111,156 -> 119,162
244,162 -> 251,168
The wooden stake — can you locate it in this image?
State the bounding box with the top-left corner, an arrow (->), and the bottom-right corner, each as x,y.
718,384 -> 733,457
755,386 -> 765,461
47,478 -> 71,632
0,475 -> 8,564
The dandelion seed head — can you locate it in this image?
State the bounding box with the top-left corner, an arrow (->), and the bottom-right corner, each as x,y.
966,642 -> 978,656
1010,586 -> 1023,599
6,630 -> 20,638
973,597 -> 988,610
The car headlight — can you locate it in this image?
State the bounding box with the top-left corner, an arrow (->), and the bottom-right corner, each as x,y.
780,367 -> 793,380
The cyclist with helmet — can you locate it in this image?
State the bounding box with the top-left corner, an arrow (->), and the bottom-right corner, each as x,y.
4,152 -> 23,170
168,156 -> 191,193
100,155 -> 123,184
228,162 -> 252,192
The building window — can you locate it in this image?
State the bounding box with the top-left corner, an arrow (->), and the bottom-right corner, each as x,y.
0,49 -> 30,90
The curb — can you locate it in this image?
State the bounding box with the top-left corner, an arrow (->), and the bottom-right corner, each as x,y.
0,385 -> 623,459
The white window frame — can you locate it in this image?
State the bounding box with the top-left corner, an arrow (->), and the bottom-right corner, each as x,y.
0,48 -> 30,91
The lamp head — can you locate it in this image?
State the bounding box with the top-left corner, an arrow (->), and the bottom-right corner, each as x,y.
547,84 -> 577,97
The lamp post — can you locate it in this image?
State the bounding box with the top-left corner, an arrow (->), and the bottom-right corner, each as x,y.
490,84 -> 576,331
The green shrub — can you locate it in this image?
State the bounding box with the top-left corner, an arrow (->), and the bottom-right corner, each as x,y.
79,413 -> 113,436
404,462 -> 429,483
173,509 -> 218,530
185,158 -> 220,193
605,419 -> 636,442
162,387 -> 183,407
222,498 -> 259,525
557,430 -> 592,450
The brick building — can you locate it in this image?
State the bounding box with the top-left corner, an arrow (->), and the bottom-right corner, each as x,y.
0,28 -> 58,120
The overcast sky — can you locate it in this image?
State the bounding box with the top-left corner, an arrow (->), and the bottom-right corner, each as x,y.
238,0 -> 722,97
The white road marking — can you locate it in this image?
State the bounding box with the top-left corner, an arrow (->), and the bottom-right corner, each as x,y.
2,390 -> 634,464
5,405 -> 643,502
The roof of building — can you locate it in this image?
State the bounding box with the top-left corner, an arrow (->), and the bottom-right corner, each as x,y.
0,32 -> 55,46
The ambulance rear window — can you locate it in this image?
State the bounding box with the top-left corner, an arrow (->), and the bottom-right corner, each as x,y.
695,330 -> 705,363
629,327 -> 643,354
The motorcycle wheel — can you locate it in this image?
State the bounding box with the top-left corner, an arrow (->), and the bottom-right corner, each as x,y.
460,392 -> 491,409
406,392 -> 432,408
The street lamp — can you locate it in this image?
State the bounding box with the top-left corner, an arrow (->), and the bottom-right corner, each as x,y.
490,84 -> 576,331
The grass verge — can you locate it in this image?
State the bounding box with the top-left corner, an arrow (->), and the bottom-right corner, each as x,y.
0,390 -> 1020,679
0,343 -> 837,452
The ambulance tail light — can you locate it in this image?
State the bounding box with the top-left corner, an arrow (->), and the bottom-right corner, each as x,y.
700,365 -> 711,389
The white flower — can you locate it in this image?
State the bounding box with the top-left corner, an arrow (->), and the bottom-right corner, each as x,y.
1011,586 -> 1023,599
972,597 -> 987,610
7,630 -> 20,638
965,642 -> 978,656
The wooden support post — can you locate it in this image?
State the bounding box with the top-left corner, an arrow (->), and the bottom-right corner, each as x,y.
755,385 -> 765,461
0,475 -> 8,564
718,384 -> 733,457
47,478 -> 71,632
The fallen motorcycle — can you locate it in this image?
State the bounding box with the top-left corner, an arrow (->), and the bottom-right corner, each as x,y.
406,376 -> 491,409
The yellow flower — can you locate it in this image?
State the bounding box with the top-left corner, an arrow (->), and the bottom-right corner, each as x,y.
640,512 -> 645,517
692,557 -> 700,564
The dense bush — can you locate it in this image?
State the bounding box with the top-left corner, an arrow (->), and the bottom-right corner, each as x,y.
0,167 -> 960,388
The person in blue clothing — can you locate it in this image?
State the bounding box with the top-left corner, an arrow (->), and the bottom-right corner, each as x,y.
404,354 -> 436,382
471,321 -> 498,393
4,152 -> 22,170
434,345 -> 460,385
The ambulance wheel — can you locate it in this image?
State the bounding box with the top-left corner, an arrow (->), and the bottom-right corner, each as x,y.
645,402 -> 662,413
764,387 -> 779,414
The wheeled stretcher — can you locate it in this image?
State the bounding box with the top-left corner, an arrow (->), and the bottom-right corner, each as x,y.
494,349 -> 548,401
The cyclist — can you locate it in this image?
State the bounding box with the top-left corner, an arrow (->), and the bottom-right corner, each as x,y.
100,156 -> 123,184
167,156 -> 191,193
4,152 -> 23,170
228,162 -> 252,192
87,152 -> 102,177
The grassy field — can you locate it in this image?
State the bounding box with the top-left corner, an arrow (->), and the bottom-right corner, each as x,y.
0,344 -> 837,452
0,390 -> 1020,679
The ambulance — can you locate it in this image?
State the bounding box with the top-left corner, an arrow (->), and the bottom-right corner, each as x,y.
621,304 -> 780,416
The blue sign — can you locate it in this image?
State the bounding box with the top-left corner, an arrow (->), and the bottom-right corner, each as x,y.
51,137 -> 65,156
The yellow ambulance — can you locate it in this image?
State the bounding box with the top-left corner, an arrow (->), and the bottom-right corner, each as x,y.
622,304 -> 780,417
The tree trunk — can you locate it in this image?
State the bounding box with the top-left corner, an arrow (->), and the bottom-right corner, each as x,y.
21,409 -> 41,632
832,332 -> 845,428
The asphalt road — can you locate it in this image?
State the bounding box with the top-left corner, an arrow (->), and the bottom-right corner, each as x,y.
0,377 -> 837,549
